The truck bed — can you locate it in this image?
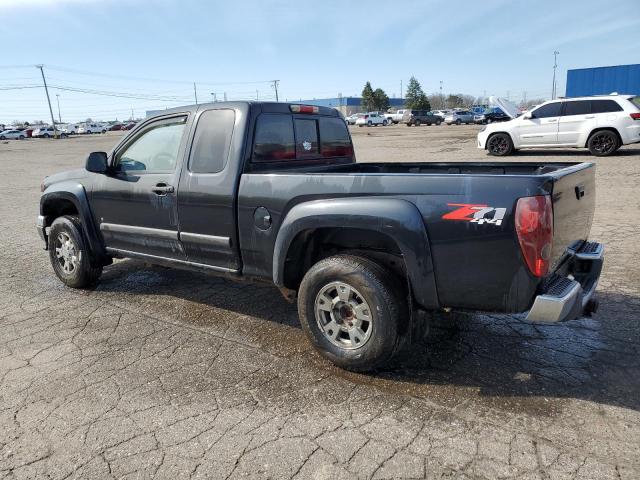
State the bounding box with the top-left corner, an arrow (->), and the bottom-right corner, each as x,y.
239,161 -> 596,313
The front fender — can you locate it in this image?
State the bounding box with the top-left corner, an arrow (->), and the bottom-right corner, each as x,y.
40,182 -> 105,264
273,197 -> 439,310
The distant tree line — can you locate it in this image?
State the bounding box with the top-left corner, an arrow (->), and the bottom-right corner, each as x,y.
361,77 -> 544,112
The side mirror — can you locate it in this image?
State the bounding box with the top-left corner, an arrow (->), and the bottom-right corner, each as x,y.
523,112 -> 533,120
86,151 -> 109,173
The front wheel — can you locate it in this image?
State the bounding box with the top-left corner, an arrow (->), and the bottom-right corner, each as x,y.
415,119 -> 421,126
587,130 -> 619,156
298,255 -> 406,372
48,215 -> 102,288
487,133 -> 514,156
436,120 -> 442,125
382,120 -> 388,126
455,119 -> 461,125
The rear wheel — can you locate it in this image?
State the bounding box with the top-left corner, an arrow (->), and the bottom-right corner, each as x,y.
48,215 -> 102,288
298,255 -> 407,372
382,120 -> 388,126
415,119 -> 421,126
19,135 -> 24,140
587,130 -> 619,156
455,119 -> 462,125
367,121 -> 372,127
436,120 -> 442,125
43,133 -> 50,138
487,133 -> 514,156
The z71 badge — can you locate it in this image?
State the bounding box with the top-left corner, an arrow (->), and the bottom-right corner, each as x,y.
442,203 -> 506,226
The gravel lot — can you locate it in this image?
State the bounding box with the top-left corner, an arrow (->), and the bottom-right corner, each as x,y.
1,125 -> 639,479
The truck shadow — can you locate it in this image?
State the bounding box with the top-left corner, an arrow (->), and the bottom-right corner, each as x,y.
98,261 -> 640,413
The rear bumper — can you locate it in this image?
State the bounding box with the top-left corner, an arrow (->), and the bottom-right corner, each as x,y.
526,241 -> 603,323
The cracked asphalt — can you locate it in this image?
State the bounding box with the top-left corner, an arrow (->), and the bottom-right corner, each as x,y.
1,126 -> 639,479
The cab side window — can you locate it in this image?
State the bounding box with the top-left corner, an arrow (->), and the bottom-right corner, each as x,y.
115,116 -> 187,173
189,109 -> 235,174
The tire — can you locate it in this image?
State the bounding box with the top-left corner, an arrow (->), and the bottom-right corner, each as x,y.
43,133 -> 50,138
298,255 -> 407,372
415,119 -> 421,127
436,120 -> 442,125
587,130 -> 619,157
0,136 -> 5,140
487,132 -> 514,156
367,121 -> 372,127
19,135 -> 24,140
48,215 -> 102,288
455,119 -> 461,125
382,120 -> 388,126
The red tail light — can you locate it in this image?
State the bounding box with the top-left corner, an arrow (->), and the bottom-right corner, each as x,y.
515,195 -> 553,277
630,113 -> 640,120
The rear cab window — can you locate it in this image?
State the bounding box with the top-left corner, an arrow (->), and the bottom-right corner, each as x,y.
252,113 -> 352,165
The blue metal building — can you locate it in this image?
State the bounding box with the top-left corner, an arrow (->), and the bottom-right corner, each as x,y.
566,64 -> 640,97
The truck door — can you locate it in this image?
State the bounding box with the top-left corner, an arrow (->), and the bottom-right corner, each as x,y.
176,108 -> 241,271
517,101 -> 561,146
90,114 -> 190,261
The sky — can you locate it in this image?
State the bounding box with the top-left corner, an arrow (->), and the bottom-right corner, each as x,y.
0,0 -> 638,124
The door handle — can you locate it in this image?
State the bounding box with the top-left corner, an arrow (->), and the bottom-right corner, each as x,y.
151,184 -> 174,195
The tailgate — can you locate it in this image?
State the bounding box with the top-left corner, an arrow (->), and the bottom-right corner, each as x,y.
549,163 -> 596,268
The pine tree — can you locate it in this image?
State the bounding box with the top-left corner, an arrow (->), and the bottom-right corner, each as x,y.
361,82 -> 375,111
404,76 -> 431,110
372,88 -> 390,112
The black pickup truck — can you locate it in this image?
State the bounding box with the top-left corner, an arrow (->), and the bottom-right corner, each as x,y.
38,102 -> 604,371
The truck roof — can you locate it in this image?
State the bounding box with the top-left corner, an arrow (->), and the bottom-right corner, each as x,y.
147,101 -> 342,119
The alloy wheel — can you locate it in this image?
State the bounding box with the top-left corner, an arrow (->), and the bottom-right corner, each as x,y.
314,282 -> 373,350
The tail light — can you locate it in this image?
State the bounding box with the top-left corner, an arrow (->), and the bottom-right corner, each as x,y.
515,195 -> 553,277
630,113 -> 640,120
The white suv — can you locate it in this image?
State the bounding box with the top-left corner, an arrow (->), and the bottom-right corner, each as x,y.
478,95 -> 640,156
355,112 -> 388,127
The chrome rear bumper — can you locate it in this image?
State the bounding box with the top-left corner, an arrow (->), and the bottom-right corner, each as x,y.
526,242 -> 603,323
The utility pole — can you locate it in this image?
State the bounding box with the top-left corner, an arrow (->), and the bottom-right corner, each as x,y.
193,82 -> 198,104
36,65 -> 58,138
256,89 -> 259,100
210,92 -> 217,102
522,91 -> 527,105
552,50 -> 559,99
439,80 -> 443,109
55,94 -> 62,123
223,92 -> 227,101
400,79 -> 403,100
271,80 -> 280,102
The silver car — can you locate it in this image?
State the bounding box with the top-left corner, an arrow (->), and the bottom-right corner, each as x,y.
444,110 -> 475,125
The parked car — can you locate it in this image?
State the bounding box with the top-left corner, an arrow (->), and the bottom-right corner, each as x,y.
401,110 -> 442,126
78,123 -> 107,134
0,129 -> 25,140
109,124 -> 123,131
61,124 -> 79,135
122,122 -> 137,130
445,111 -> 475,125
383,109 -> 408,124
355,112 -> 387,127
38,101 -> 603,371
344,113 -> 363,125
474,108 -> 511,125
32,127 -> 66,138
431,110 -> 450,119
479,94 -> 640,156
